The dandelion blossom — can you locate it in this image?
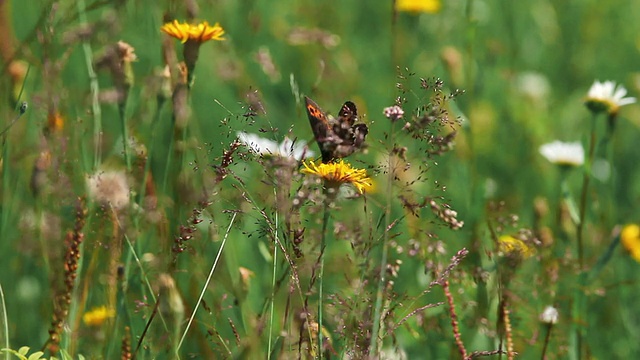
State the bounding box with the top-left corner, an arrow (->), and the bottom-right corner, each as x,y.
497,235 -> 536,259
83,306 -> 115,326
161,20 -> 225,43
585,80 -> 636,115
621,224 -> 640,262
302,160 -> 372,194
396,0 -> 442,13
539,141 -> 584,167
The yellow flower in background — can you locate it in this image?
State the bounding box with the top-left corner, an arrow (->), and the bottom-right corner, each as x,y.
83,306 -> 115,326
498,235 -> 536,259
396,0 -> 442,14
302,160 -> 372,194
46,111 -> 64,134
621,224 -> 640,262
161,20 -> 225,43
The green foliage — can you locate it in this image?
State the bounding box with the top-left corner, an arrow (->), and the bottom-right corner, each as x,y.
1,0 -> 639,359
1,347 -> 84,360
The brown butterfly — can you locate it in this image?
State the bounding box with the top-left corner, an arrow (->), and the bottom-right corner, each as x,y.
304,96 -> 368,163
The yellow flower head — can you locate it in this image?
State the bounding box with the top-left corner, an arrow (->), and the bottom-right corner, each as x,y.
161,20 -> 225,43
498,235 -> 536,259
621,224 -> 640,262
47,111 -> 64,133
83,306 -> 115,327
396,0 -> 442,14
302,160 -> 372,194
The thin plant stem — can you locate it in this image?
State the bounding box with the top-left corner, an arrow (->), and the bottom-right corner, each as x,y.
119,96 -> 131,171
161,115 -> 176,195
577,114 -> 597,269
369,122 -> 396,355
502,299 -> 514,360
267,189 -> 279,359
444,280 -> 467,359
574,112 -> 597,359
0,283 -> 8,360
77,0 -> 102,170
541,323 -> 553,360
176,211 -> 237,354
318,196 -> 330,356
138,97 -> 165,205
391,0 -> 398,68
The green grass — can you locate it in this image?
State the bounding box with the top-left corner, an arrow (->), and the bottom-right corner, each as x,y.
1,0 -> 639,358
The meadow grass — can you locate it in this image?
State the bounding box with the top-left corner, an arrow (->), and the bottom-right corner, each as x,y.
1,0 -> 640,359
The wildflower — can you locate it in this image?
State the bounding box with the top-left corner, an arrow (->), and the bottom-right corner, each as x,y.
302,160 -> 372,194
585,80 -> 636,115
86,170 -> 130,210
46,111 -> 64,133
161,20 -> 225,86
539,141 -> 584,167
158,273 -> 185,330
396,0 -> 442,14
497,235 -> 536,259
621,224 -> 640,262
160,20 -> 225,43
383,105 -> 404,122
238,132 -> 314,160
83,306 -> 115,326
539,306 -> 559,325
515,72 -> 550,101
8,60 -> 28,104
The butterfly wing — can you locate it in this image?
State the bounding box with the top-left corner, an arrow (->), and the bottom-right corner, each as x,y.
305,96 -> 334,162
337,101 -> 358,128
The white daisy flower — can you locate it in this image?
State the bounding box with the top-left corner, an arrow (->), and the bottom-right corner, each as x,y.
585,80 -> 636,115
539,141 -> 584,167
237,132 -> 313,160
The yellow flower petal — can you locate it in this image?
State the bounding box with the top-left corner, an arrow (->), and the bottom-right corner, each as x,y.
302,160 -> 372,194
396,0 -> 442,14
498,235 -> 535,259
83,306 -> 115,326
621,224 -> 640,262
161,20 -> 225,43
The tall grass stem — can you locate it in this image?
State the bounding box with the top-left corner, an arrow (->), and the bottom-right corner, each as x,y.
176,211 -> 237,354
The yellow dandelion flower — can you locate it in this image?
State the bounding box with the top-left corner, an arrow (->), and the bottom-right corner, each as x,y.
498,235 -> 536,259
621,224 -> 640,262
396,0 -> 442,14
302,160 -> 372,194
161,20 -> 225,43
83,306 -> 115,326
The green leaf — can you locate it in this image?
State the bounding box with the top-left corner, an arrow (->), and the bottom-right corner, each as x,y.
27,352 -> 44,360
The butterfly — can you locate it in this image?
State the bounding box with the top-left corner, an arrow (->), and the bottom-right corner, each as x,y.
304,96 -> 368,163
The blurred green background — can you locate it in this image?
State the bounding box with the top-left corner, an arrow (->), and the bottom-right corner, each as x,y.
1,0 -> 639,358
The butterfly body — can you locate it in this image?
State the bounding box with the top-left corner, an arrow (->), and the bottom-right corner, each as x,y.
304,96 -> 368,163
